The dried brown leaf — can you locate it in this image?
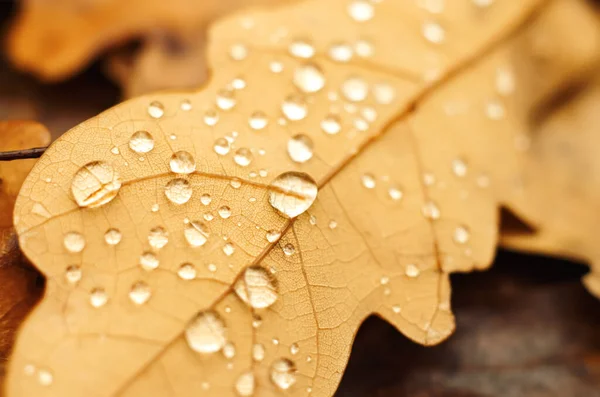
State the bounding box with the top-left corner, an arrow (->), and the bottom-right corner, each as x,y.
6,1 -> 600,397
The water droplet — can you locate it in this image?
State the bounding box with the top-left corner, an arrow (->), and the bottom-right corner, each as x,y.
282,94 -> 308,121
451,158 -> 468,177
283,243 -> 295,256
218,206 -> 232,219
64,232 -> 85,253
270,61 -> 284,73
129,281 -> 151,305
290,343 -> 300,355
200,194 -> 212,205
140,251 -> 159,271
235,372 -> 255,396
223,242 -> 235,256
496,66 -> 515,96
213,137 -> 231,156
341,77 -> 368,102
223,342 -> 237,359
232,77 -> 246,90
422,201 -> 440,220
216,90 -> 236,110
453,225 -> 470,244
90,288 -> 108,308
234,266 -> 278,309
405,263 -> 420,278
249,111 -> 268,130
208,263 -> 217,272
129,131 -> 155,154
347,0 -> 374,22
373,83 -> 396,105
289,39 -> 315,59
423,173 -> 436,186
180,99 -> 192,111
65,265 -> 82,284
486,99 -> 505,120
165,178 -> 192,204
422,22 -> 445,44
266,230 -> 281,243
169,151 -> 196,174
287,134 -> 314,163
185,310 -> 227,354
37,368 -> 53,386
148,226 -> 169,249
252,343 -> 265,361
270,358 -> 297,390
328,220 -> 338,229
184,221 -> 209,247
230,178 -> 242,189
178,263 -> 197,280
268,172 -> 318,218
151,203 -> 159,212
355,39 -> 373,57
147,101 -> 164,118
71,161 -> 121,208
392,305 -> 401,314
204,109 -> 219,126
361,173 -> 376,189
329,43 -> 353,62
388,186 -> 403,201
234,148 -> 253,167
229,43 -> 248,61
104,228 -> 122,245
294,63 -> 325,93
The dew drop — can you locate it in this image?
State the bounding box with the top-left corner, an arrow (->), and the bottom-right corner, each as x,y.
223,342 -> 237,359
213,137 -> 231,156
347,0 -> 374,22
252,343 -> 265,361
216,90 -> 236,110
184,221 -> 210,247
165,178 -> 192,204
234,148 -> 253,167
234,266 -> 278,309
230,178 -> 242,189
266,230 -> 281,243
329,43 -> 353,62
341,76 -> 368,102
405,263 -> 420,278
496,66 -> 515,96
283,243 -> 295,256
270,61 -> 284,73
423,21 -> 445,44
453,225 -> 470,245
270,358 -> 297,390
129,131 -> 155,153
232,77 -> 246,90
361,173 -> 376,189
229,43 -> 248,61
104,228 -> 122,245
71,161 -> 121,208
37,368 -> 53,386
148,226 -> 169,249
388,186 -> 403,201
180,99 -> 192,111
223,242 -> 235,256
321,114 -> 342,135
451,158 -> 468,177
129,281 -> 151,305
235,372 -> 255,396
65,265 -> 82,284
204,109 -> 219,126
282,94 -> 308,121
140,251 -> 159,271
64,232 -> 85,253
249,111 -> 268,130
147,101 -> 164,118
373,83 -> 396,105
422,201 -> 440,220
290,343 -> 300,355
169,151 -> 196,174
268,172 -> 318,218
355,39 -> 373,57
287,134 -> 314,163
289,39 -> 315,59
90,288 -> 108,308
486,99 -> 506,120
328,220 -> 338,230
218,206 -> 232,219
294,63 -> 325,93
185,310 -> 227,354
200,194 -> 212,205
178,263 -> 197,280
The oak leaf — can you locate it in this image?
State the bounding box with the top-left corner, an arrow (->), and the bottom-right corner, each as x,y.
7,1 -> 600,396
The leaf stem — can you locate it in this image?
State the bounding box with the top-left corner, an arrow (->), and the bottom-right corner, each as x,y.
0,147 -> 47,161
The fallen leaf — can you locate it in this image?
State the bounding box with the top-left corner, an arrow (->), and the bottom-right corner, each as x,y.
501,76 -> 600,299
6,1 -> 600,396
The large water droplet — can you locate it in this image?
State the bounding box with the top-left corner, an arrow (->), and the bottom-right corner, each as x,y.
234,266 -> 278,309
185,310 -> 227,354
341,77 -> 368,102
178,263 -> 197,280
129,131 -> 155,153
170,151 -> 196,174
294,63 -> 325,93
321,114 -> 342,135
185,221 -> 210,247
283,243 -> 295,256
287,134 -> 314,163
104,228 -> 122,245
249,111 -> 268,130
147,101 -> 164,118
64,232 -> 85,253
235,371 -> 255,396
270,358 -> 297,390
140,251 -> 159,271
282,94 -> 308,121
129,281 -> 151,305
71,161 -> 122,208
148,226 -> 169,249
289,39 -> 315,59
90,288 -> 108,308
234,148 -> 253,167
165,178 -> 192,204
269,172 -> 318,218
347,0 -> 374,22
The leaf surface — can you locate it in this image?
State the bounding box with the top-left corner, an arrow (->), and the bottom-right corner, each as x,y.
8,1 -> 600,396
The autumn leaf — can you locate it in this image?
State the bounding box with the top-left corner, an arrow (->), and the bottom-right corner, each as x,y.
502,76 -> 600,299
6,1 -> 600,397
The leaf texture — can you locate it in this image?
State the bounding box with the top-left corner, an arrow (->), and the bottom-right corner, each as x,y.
8,1 -> 600,396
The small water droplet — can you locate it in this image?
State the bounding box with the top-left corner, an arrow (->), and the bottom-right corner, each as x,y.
451,158 -> 468,177
423,21 -> 445,44
290,343 -> 300,355
229,43 -> 248,61
71,161 -> 121,208
453,225 -> 470,244
223,342 -> 237,359
232,77 -> 246,90
287,134 -> 314,163
218,206 -> 232,219
200,194 -> 212,205
321,114 -> 342,135
234,148 -> 253,167
270,61 -> 284,73
104,228 -> 122,245
392,305 -> 401,314
423,173 -> 436,186
65,265 -> 82,284
268,172 -> 318,218
129,281 -> 151,305
373,83 -> 396,105
266,230 -> 281,243
283,243 -> 295,256
405,263 -> 420,278
37,368 -> 53,386
355,39 -> 373,57
140,251 -> 159,271
213,137 -> 231,156
328,220 -> 338,230
329,43 -> 353,62
110,146 -> 120,155
178,263 -> 197,280
235,371 -> 255,396
347,0 -> 374,22
486,99 -> 506,120
90,288 -> 108,308
234,266 -> 278,309
165,178 -> 192,204
341,76 -> 368,102
170,151 -> 196,174
294,63 -> 325,93
270,358 -> 297,390
180,99 -> 192,111
422,201 -> 440,220
216,90 -> 236,110
185,310 -> 227,354
388,186 -> 403,201
223,242 -> 235,256
147,101 -> 164,118
184,221 -> 209,247
148,226 -> 169,249
208,263 -> 217,272
249,111 -> 268,130
252,343 -> 265,361
495,66 -> 515,96
289,39 -> 315,59
361,173 -> 376,189
204,109 -> 219,126
63,231 -> 85,253
151,203 -> 159,212
282,94 -> 308,121
230,179 -> 242,189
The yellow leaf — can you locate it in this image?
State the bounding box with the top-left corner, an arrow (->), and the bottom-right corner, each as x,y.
7,1 -> 600,396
